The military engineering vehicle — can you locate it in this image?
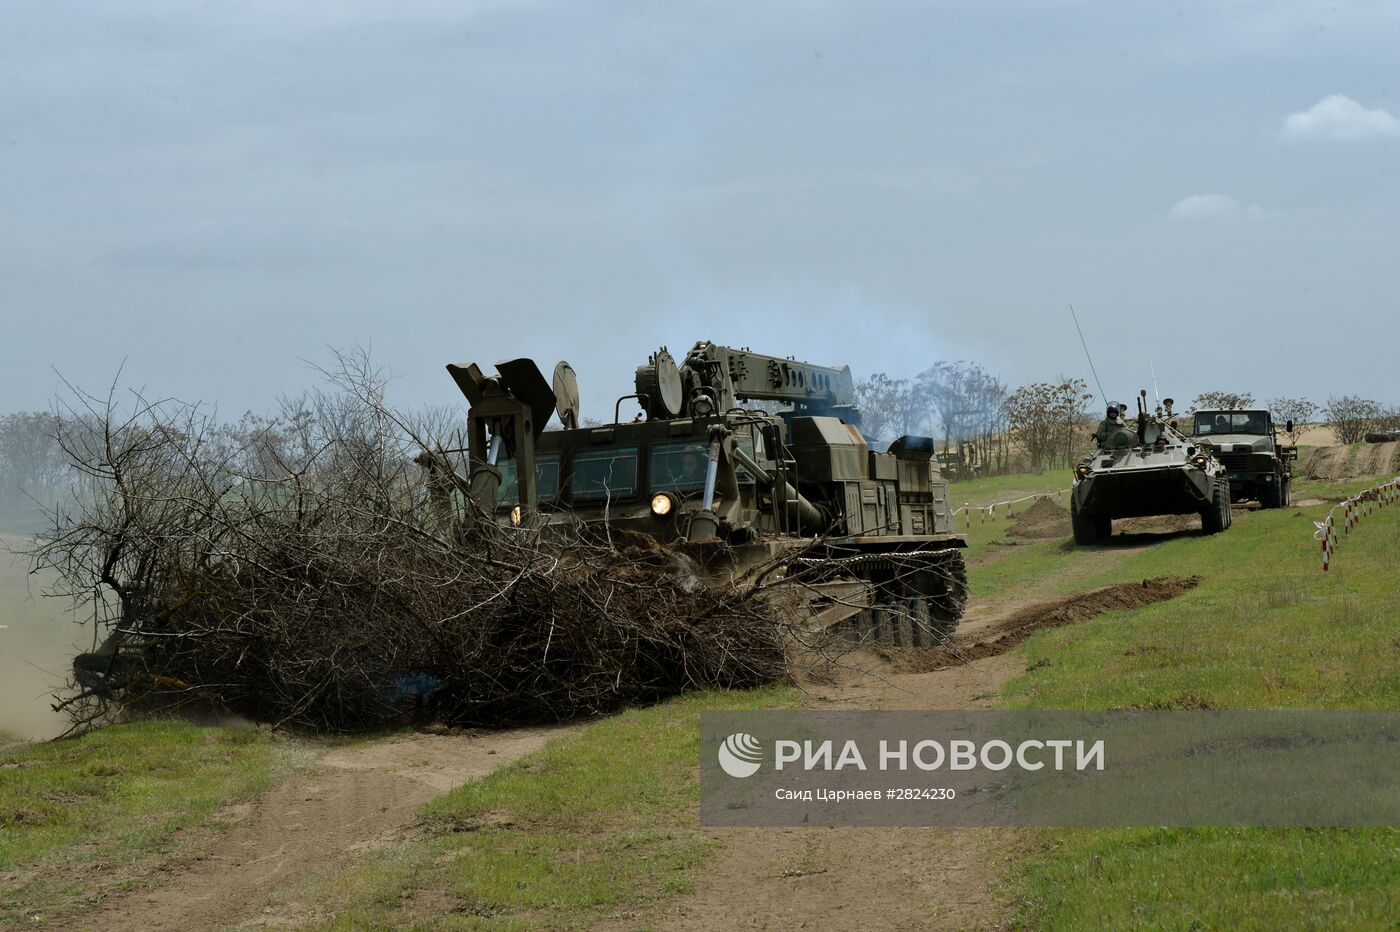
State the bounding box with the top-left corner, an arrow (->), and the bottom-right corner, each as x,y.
935,440 -> 984,481
1070,393 -> 1233,545
443,341 -> 968,645
1190,409 -> 1296,508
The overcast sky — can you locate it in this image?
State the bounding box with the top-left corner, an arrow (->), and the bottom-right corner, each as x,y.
2,1 -> 1397,423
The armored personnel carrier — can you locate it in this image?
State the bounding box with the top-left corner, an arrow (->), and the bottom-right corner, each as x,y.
1189,409 -> 1295,508
441,341 -> 968,645
1070,392 -> 1233,545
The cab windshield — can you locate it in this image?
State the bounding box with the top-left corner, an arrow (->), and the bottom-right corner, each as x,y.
570,447 -> 639,501
1194,412 -> 1269,437
650,441 -> 709,492
495,454 -> 560,505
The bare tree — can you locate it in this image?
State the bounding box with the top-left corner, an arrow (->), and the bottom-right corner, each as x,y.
1267,397 -> 1317,445
1324,395 -> 1384,444
1003,378 -> 1093,471
917,362 -> 1006,442
1189,391 -> 1256,412
856,373 -> 922,441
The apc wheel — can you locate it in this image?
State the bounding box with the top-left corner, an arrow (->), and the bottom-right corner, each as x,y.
1071,496 -> 1107,545
1201,479 -> 1229,534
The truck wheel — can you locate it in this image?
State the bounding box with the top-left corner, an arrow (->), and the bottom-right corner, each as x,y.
1259,478 -> 1282,510
1071,497 -> 1103,545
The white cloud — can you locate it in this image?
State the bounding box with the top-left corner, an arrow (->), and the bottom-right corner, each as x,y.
1283,95 -> 1400,142
1168,193 -> 1262,221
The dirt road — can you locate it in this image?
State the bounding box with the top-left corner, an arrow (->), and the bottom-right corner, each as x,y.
81,727 -> 563,932
650,577 -> 1197,931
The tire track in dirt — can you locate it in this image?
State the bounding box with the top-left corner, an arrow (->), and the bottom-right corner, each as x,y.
647,576 -> 1200,931
1303,442 -> 1397,480
80,727 -> 567,932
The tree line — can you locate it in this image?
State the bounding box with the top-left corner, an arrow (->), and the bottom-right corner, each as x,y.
3,377 -> 1396,513
853,362 -> 1096,473
1185,392 -> 1400,445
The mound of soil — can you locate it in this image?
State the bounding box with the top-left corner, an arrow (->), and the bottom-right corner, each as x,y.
1113,513 -> 1199,534
1355,441 -> 1398,476
1005,496 -> 1071,539
902,575 -> 1201,670
1303,442 -> 1398,480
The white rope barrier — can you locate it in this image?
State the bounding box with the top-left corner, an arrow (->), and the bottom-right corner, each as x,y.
1313,477 -> 1400,572
954,488 -> 1073,529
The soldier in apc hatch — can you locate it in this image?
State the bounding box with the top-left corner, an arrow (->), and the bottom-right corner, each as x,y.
1092,405 -> 1126,447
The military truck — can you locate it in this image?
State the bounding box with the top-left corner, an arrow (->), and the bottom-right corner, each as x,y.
442,341 -> 968,645
1189,409 -> 1296,508
935,441 -> 983,481
1071,393 -> 1233,545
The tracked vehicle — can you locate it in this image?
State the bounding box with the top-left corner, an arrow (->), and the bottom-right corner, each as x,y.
443,341 -> 968,645
1070,392 -> 1233,545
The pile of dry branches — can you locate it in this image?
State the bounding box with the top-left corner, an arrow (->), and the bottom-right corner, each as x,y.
33,354 -> 788,733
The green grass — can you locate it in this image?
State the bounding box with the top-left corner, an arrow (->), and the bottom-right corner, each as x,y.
1013,828 -> 1400,930
284,687 -> 798,930
946,469 -> 1073,510
942,469 -> 1087,604
1010,489 -> 1400,710
1002,481 -> 1400,929
0,721 -> 287,924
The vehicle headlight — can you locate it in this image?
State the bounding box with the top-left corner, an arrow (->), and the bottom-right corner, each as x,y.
1076,464 -> 1092,477
510,505 -> 523,526
650,492 -> 674,517
1191,454 -> 1209,469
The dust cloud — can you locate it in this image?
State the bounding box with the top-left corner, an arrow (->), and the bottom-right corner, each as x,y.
0,536 -> 81,743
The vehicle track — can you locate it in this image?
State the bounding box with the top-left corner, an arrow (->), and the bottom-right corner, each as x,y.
81,727 -> 566,932
650,575 -> 1200,931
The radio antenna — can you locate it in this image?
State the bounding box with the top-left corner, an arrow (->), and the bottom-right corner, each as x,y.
1149,356 -> 1162,405
1069,304 -> 1107,404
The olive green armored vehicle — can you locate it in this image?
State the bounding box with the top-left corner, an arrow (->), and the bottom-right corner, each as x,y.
1070,392 -> 1233,545
1190,409 -> 1295,508
441,341 -> 968,645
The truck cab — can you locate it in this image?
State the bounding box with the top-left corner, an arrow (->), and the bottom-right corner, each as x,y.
491,408 -> 958,548
1190,409 -> 1295,508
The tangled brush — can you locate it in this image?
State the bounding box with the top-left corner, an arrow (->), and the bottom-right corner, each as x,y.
32,353 -> 788,733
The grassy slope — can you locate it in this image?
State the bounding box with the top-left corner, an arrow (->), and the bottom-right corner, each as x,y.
1004,474 -> 1400,929
0,722 -> 287,924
